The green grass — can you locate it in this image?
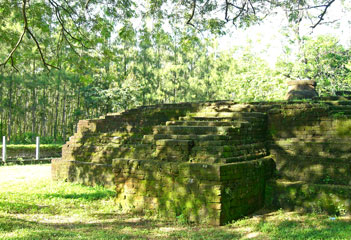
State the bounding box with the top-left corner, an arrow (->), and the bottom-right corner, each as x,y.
0,165 -> 351,239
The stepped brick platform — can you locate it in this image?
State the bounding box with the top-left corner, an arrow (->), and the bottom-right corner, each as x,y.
52,98 -> 351,224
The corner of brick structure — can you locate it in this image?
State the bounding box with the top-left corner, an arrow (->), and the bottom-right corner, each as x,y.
51,158 -> 71,182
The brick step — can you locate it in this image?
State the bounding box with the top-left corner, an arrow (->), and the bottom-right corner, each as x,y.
153,153 -> 190,162
179,116 -> 265,123
267,179 -> 351,215
153,134 -> 231,141
195,152 -> 268,164
322,99 -> 351,105
68,134 -> 143,145
142,135 -> 155,144
192,111 -> 266,118
202,103 -> 279,113
191,148 -> 268,161
155,139 -> 194,146
93,145 -> 155,163
223,153 -> 269,163
191,142 -> 266,153
153,134 -> 266,142
144,134 -> 264,145
153,126 -> 266,136
165,120 -> 250,127
154,153 -> 269,164
82,138 -> 143,146
199,103 -> 259,112
62,143 -> 154,161
64,143 -> 153,150
152,150 -> 268,163
329,110 -> 351,116
195,139 -> 267,146
328,105 -> 351,110
153,126 -> 241,135
155,140 -> 193,158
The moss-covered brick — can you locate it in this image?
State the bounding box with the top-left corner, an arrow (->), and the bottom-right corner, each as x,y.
51,158 -> 71,181
267,179 -> 351,215
199,184 -> 222,197
178,163 -> 221,181
334,119 -> 351,137
273,155 -> 351,185
111,157 -> 273,225
156,139 -> 194,146
153,125 -> 243,135
56,100 -> 351,225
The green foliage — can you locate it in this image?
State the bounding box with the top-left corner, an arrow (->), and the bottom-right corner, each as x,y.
11,132 -> 37,144
278,35 -> 351,95
0,1 -> 349,144
176,213 -> 190,225
212,47 -> 287,102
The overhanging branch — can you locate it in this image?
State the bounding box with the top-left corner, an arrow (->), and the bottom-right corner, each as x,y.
0,0 -> 27,70
0,0 -> 58,71
186,0 -> 197,27
311,0 -> 336,29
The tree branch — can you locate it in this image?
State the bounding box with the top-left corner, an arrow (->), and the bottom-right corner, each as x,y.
0,29 -> 26,69
311,0 -> 336,29
0,0 -> 27,69
225,0 -> 229,22
26,28 -> 59,70
248,0 -> 255,15
1,0 -> 58,71
186,0 -> 197,27
10,56 -> 19,72
85,0 -> 91,9
23,1 -> 58,70
61,28 -> 80,56
49,0 -> 92,50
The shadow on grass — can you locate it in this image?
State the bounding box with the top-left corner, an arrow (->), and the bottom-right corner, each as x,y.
0,201 -> 59,215
0,214 -> 132,240
254,212 -> 351,240
0,214 -> 243,240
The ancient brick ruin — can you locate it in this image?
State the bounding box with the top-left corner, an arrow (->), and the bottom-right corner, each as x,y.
52,97 -> 351,225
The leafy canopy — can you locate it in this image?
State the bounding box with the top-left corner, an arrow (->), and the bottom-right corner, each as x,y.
0,0 -> 338,70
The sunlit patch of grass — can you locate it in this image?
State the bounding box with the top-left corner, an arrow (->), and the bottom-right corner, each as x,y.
231,211 -> 351,240
0,165 -> 351,239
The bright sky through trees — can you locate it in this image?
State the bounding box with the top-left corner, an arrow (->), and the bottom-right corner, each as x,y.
218,0 -> 351,66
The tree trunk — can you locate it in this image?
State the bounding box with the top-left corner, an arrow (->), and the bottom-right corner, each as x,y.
54,89 -> 60,142
31,87 -> 37,135
7,75 -> 13,141
41,86 -> 47,137
62,83 -> 67,142
31,59 -> 37,137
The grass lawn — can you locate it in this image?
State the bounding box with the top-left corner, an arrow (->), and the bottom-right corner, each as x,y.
0,165 -> 350,240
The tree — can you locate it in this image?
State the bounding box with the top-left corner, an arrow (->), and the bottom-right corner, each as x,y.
277,35 -> 351,95
1,0 -> 338,70
0,0 -> 348,144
